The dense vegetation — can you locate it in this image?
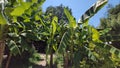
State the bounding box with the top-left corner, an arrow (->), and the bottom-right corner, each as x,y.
0,0 -> 120,68
99,4 -> 120,49
45,5 -> 72,24
99,4 -> 120,30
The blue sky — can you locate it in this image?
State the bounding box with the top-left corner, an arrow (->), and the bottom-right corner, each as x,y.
42,0 -> 120,27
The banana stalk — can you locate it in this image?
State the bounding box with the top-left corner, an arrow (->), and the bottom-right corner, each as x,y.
0,2 -> 8,67
0,40 -> 5,67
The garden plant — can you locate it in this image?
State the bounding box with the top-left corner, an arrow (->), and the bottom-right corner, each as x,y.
0,0 -> 120,68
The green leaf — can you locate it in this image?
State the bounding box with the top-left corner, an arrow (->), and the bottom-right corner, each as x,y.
0,12 -> 7,25
41,32 -> 49,36
57,33 -> 67,54
35,15 -> 40,21
79,0 -> 108,23
24,18 -> 30,22
89,42 -> 96,50
8,40 -> 21,55
64,8 -> 77,28
17,0 -> 23,3
99,28 -> 111,35
53,44 -> 57,51
57,30 -> 71,54
11,2 -> 31,16
94,0 -> 108,13
32,0 -> 38,3
39,17 -> 46,27
82,19 -> 89,27
52,16 -> 58,36
29,52 -> 41,63
88,51 -> 97,61
110,47 -> 117,54
21,32 -> 39,40
0,12 -> 8,39
8,33 -> 19,37
100,43 -> 120,59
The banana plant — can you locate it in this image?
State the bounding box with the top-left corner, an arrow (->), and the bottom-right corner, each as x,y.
0,0 -> 9,67
1,0 -> 46,68
57,0 -> 108,54
79,0 -> 120,67
56,0 -> 120,68
46,16 -> 58,68
78,0 -> 108,23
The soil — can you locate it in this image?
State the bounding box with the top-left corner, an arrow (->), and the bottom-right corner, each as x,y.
33,53 -> 56,68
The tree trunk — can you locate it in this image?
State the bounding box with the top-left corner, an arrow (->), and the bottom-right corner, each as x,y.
64,51 -> 68,68
0,40 -> 5,68
50,49 -> 53,68
5,53 -> 12,68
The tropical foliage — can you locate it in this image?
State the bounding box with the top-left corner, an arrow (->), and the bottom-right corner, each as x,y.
0,0 -> 120,68
99,4 -> 120,30
1,0 -> 45,67
45,5 -> 72,24
56,0 -> 120,67
99,4 -> 120,49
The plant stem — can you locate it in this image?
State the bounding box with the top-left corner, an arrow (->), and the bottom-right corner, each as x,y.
5,53 -> 12,68
64,51 -> 68,68
70,29 -> 74,66
0,40 -> 5,68
50,48 -> 53,68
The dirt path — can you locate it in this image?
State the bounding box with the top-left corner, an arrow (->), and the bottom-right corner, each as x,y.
36,54 -> 46,66
34,53 -> 56,68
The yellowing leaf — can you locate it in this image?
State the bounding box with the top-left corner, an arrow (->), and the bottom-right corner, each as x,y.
92,28 -> 100,42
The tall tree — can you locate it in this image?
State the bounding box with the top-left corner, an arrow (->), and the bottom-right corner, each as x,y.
99,4 -> 120,49
43,5 -> 73,68
99,4 -> 120,32
45,5 -> 72,24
